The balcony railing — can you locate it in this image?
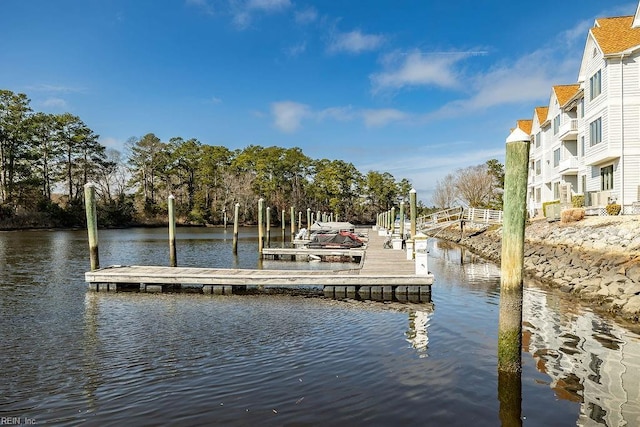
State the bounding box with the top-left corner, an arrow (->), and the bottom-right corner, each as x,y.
558,119 -> 578,141
558,157 -> 579,174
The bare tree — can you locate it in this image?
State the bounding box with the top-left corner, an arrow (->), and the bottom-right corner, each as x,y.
431,173 -> 458,208
454,164 -> 494,208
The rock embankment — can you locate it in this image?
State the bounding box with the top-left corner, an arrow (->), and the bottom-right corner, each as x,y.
430,216 -> 640,322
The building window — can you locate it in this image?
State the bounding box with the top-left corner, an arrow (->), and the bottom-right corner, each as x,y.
580,136 -> 585,157
590,118 -> 602,146
535,160 -> 541,175
601,165 -> 613,191
553,148 -> 560,167
535,188 -> 541,203
553,182 -> 560,199
581,175 -> 586,195
590,69 -> 602,100
553,115 -> 560,134
535,132 -> 541,148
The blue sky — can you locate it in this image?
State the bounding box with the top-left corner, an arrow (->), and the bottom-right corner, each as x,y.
1,0 -> 636,203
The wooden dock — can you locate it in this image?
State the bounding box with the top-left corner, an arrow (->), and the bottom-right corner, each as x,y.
85,228 -> 433,299
261,247 -> 364,262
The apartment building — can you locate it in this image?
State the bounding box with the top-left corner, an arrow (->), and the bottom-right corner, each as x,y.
521,3 -> 640,216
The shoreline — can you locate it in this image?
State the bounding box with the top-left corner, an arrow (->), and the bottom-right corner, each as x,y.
428,216 -> 640,323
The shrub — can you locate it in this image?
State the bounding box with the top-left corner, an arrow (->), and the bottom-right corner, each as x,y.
606,203 -> 621,216
542,200 -> 560,217
0,204 -> 15,220
561,208 -> 585,223
572,195 -> 585,208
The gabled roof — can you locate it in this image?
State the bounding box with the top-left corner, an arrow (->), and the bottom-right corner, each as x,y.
591,16 -> 640,55
534,106 -> 548,124
516,119 -> 532,135
553,84 -> 580,107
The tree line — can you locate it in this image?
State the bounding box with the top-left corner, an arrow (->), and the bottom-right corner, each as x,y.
1,89 -> 427,228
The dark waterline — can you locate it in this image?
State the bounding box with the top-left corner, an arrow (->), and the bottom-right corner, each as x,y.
1,227 -> 639,426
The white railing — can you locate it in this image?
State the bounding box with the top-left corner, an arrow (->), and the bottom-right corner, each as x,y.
416,207 -> 503,234
559,119 -> 578,140
463,208 -> 503,224
416,207 -> 463,231
558,157 -> 579,173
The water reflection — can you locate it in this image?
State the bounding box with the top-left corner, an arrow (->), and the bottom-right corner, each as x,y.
406,309 -> 431,356
523,288 -> 640,426
3,228 -> 640,425
430,237 -> 640,426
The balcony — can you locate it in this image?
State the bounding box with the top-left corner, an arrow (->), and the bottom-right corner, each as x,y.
558,157 -> 579,174
558,119 -> 578,141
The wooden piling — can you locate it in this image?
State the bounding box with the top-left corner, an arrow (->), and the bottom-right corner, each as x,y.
232,203 -> 239,254
399,201 -> 405,237
298,211 -> 302,231
281,209 -> 285,238
307,208 -> 311,229
84,183 -> 99,271
168,194 -> 177,267
498,128 -> 530,374
258,198 -> 264,253
410,189 -> 416,238
266,207 -> 271,247
498,370 -> 522,426
223,207 -> 227,229
290,206 -> 295,242
390,207 -> 396,233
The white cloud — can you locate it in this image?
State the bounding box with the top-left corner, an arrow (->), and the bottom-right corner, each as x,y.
317,106 -> 355,122
271,101 -> 311,132
295,7 -> 318,25
327,29 -> 385,54
26,84 -> 83,94
361,108 -> 408,127
185,0 -> 215,15
247,0 -> 291,12
41,97 -> 68,109
370,50 -> 478,94
358,146 -> 505,204
232,0 -> 291,28
425,46 -> 580,121
285,41 -> 307,56
270,102 -> 412,132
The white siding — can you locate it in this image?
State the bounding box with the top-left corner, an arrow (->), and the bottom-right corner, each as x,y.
522,24 -> 640,211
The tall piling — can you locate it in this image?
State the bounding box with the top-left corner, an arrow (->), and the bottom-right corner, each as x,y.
84,183 -> 99,271
232,203 -> 240,254
223,207 -> 227,229
168,194 -> 177,267
390,207 -> 396,233
307,208 -> 311,229
498,128 -> 530,374
399,201 -> 405,237
258,198 -> 264,253
266,207 -> 271,247
410,188 -> 417,238
290,206 -> 295,242
298,211 -> 302,231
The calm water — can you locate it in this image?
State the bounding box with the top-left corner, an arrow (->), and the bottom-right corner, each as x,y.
1,227 -> 639,426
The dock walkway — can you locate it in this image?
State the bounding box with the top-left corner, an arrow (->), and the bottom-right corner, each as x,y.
85,228 -> 433,297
